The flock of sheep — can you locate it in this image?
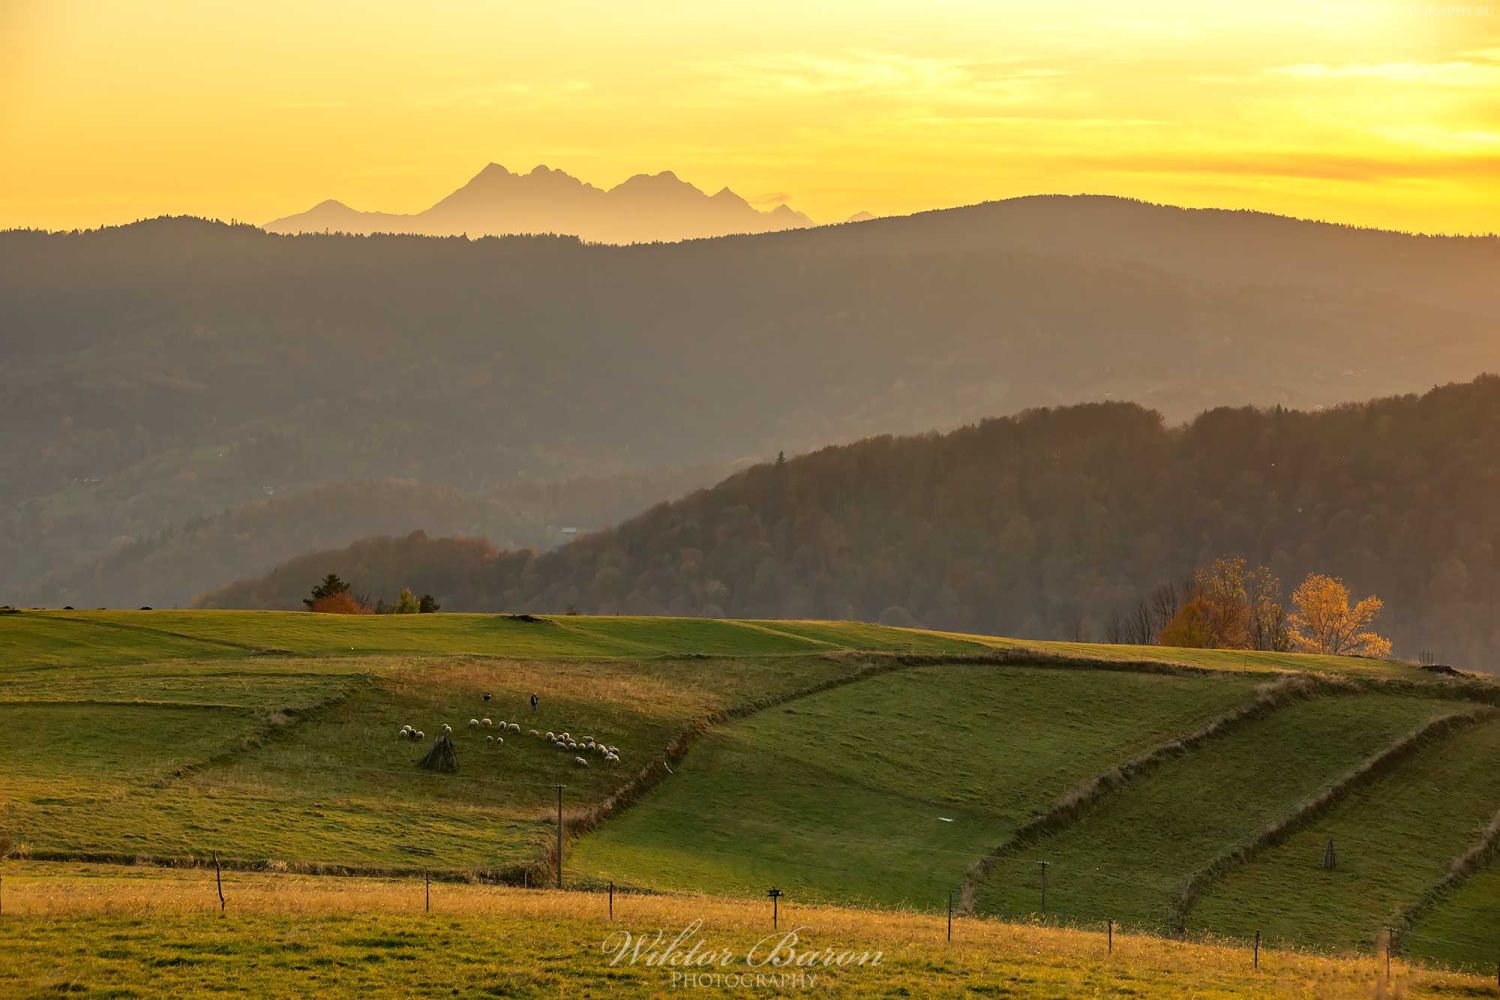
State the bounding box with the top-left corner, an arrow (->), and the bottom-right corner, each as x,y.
395,712 -> 622,768
470,717 -> 522,740
542,729 -> 621,768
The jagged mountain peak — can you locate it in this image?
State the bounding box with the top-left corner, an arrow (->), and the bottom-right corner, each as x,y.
266,164 -> 815,243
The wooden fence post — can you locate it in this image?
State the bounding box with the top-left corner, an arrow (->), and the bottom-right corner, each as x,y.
211,853 -> 225,913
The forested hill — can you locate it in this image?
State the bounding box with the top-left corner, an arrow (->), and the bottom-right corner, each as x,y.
5,195 -> 1497,606
201,377 -> 1500,672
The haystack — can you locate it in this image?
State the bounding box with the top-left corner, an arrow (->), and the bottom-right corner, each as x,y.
419,732 -> 459,773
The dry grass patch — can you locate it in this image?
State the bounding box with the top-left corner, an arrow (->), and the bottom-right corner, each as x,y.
0,863 -> 1488,998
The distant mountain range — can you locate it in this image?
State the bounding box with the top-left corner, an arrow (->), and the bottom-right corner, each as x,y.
266,164 -> 818,243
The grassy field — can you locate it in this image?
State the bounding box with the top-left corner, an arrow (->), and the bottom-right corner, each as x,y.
571,664 -> 1262,907
1192,715 -> 1500,953
0,610 -> 992,667
968,693 -> 1472,933
2,608 -> 1497,983
0,862 -> 1489,999
2,608 -> 1421,675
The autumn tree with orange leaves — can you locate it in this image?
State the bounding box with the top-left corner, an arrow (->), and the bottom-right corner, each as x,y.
1287,574 -> 1391,657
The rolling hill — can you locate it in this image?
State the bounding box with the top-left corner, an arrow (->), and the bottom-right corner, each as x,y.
5,196 -> 1498,610
4,611 -> 1499,974
204,377 -> 1500,671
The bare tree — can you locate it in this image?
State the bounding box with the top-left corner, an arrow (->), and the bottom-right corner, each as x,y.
1246,565 -> 1290,651
1105,610 -> 1127,644
1149,581 -> 1183,640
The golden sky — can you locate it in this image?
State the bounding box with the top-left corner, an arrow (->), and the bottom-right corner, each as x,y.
2,0 -> 1497,233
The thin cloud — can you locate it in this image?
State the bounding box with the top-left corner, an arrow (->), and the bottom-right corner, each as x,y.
1268,57 -> 1499,86
1079,150 -> 1500,183
698,50 -> 1063,102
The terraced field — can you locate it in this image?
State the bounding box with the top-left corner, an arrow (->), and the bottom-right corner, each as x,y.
570,664 -> 1263,906
1193,714 -> 1500,952
1405,856 -> 1500,971
1,608 -> 1497,978
968,693 -> 1472,932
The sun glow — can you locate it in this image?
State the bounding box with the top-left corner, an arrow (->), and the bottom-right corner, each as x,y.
1,0 -> 1495,233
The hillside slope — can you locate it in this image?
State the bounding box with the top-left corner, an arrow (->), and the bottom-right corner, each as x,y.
206,378 -> 1500,670
5,196 -> 1497,605
4,611 -> 1493,969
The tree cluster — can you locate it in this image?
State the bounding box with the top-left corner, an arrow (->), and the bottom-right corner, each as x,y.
302,573 -> 438,615
1143,558 -> 1388,657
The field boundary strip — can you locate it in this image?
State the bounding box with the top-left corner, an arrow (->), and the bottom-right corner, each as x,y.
957,673 -> 1350,913
732,621 -> 846,648
0,697 -> 258,712
37,612 -> 275,655
1171,705 -> 1497,936
1390,804 -> 1500,953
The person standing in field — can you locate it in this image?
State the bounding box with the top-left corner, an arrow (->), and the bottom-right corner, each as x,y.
530,692 -> 539,715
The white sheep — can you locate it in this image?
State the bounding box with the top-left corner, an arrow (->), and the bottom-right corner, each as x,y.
486,735 -> 494,742
529,729 -> 540,738
442,724 -> 453,734
508,723 -> 520,733
545,731 -> 556,741
416,731 -> 425,740
482,718 -> 493,726
574,756 -> 589,767
468,718 -> 480,728
496,736 -> 504,745
498,720 -> 506,728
